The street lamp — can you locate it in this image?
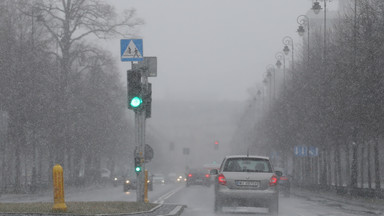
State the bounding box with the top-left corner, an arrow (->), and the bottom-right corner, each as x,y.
282,36 -> 294,71
275,52 -> 286,87
297,15 -> 310,63
266,64 -> 276,100
312,1 -> 322,14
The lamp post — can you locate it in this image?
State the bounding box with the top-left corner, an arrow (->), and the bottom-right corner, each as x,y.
312,0 -> 331,65
282,36 -> 294,72
263,77 -> 268,110
266,71 -> 272,108
297,15 -> 310,63
266,64 -> 276,100
275,52 -> 286,88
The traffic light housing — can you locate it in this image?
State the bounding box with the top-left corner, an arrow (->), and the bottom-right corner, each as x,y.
214,141 -> 219,150
127,70 -> 143,110
134,157 -> 142,174
144,83 -> 152,118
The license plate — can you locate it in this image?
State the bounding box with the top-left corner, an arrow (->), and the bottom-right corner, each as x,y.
196,179 -> 203,182
236,180 -> 259,187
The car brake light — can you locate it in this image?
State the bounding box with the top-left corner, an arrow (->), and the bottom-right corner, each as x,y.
280,176 -> 288,181
269,175 -> 278,186
188,174 -> 192,178
205,174 -> 210,178
218,174 -> 226,185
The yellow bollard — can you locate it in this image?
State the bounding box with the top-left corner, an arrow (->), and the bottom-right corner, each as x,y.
144,170 -> 149,203
52,164 -> 67,212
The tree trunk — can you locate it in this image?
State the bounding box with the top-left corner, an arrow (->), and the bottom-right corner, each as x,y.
345,143 -> 350,187
327,148 -> 332,187
374,137 -> 381,190
367,141 -> 372,189
334,147 -> 338,187
351,143 -> 358,188
337,144 -> 342,186
320,148 -> 327,186
360,144 -> 365,188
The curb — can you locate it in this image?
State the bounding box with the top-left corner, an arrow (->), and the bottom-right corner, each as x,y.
291,188 -> 384,212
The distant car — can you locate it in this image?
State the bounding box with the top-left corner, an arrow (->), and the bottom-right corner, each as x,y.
186,169 -> 211,187
123,177 -> 137,191
152,174 -> 166,184
274,168 -> 290,197
112,175 -> 124,187
147,172 -> 153,191
176,174 -> 186,183
211,155 -> 278,215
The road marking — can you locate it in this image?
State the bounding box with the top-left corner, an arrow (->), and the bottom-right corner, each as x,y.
154,185 -> 184,204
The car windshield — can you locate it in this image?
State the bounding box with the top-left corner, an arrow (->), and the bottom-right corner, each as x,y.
223,158 -> 272,173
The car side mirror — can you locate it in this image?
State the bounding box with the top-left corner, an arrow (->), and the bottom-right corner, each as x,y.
274,171 -> 283,177
210,169 -> 218,175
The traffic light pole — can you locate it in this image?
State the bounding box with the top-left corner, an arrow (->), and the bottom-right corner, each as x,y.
135,110 -> 146,202
133,62 -> 148,203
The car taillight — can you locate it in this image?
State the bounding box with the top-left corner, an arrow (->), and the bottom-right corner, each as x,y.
280,176 -> 288,181
218,174 -> 226,185
269,175 -> 278,186
188,174 -> 192,178
205,174 -> 210,178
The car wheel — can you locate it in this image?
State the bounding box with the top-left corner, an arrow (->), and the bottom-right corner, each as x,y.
214,196 -> 222,213
269,198 -> 278,216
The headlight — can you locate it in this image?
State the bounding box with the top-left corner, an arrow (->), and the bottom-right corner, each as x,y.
147,180 -> 150,183
179,176 -> 183,179
177,178 -> 181,182
114,177 -> 118,181
161,180 -> 165,183
126,180 -> 130,184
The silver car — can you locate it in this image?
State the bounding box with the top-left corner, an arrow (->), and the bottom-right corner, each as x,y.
211,155 -> 279,215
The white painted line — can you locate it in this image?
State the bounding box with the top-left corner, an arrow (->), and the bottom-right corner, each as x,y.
166,205 -> 182,216
154,185 -> 184,204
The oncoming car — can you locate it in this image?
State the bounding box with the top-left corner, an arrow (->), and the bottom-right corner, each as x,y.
211,155 -> 279,215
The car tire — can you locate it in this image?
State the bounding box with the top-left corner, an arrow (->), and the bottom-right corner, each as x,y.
269,198 -> 279,216
214,196 -> 222,213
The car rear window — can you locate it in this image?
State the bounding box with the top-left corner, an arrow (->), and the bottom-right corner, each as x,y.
223,158 -> 272,173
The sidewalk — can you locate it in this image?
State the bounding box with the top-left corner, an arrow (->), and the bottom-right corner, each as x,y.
291,187 -> 384,213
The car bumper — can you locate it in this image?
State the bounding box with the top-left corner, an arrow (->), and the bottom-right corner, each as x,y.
217,186 -> 278,205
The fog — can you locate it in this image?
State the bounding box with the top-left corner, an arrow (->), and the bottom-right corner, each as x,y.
105,0 -> 339,173
2,2 -> 384,215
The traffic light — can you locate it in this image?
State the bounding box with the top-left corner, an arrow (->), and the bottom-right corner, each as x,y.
127,70 -> 143,110
214,141 -> 219,150
134,157 -> 142,174
144,83 -> 152,118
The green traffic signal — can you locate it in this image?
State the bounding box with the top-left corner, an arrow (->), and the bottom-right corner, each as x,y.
130,97 -> 143,108
135,166 -> 141,172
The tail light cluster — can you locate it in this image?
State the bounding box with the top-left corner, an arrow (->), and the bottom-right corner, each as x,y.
218,173 -> 227,185
188,174 -> 192,178
205,174 -> 210,178
269,175 -> 278,186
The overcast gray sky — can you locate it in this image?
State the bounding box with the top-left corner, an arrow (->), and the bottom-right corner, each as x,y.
106,0 -> 339,102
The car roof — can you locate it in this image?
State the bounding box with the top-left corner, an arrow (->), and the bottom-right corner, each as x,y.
224,155 -> 270,160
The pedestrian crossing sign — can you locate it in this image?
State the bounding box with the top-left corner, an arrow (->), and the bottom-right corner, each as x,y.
121,39 -> 143,61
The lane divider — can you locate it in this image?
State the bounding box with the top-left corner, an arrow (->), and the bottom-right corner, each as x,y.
154,185 -> 184,204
